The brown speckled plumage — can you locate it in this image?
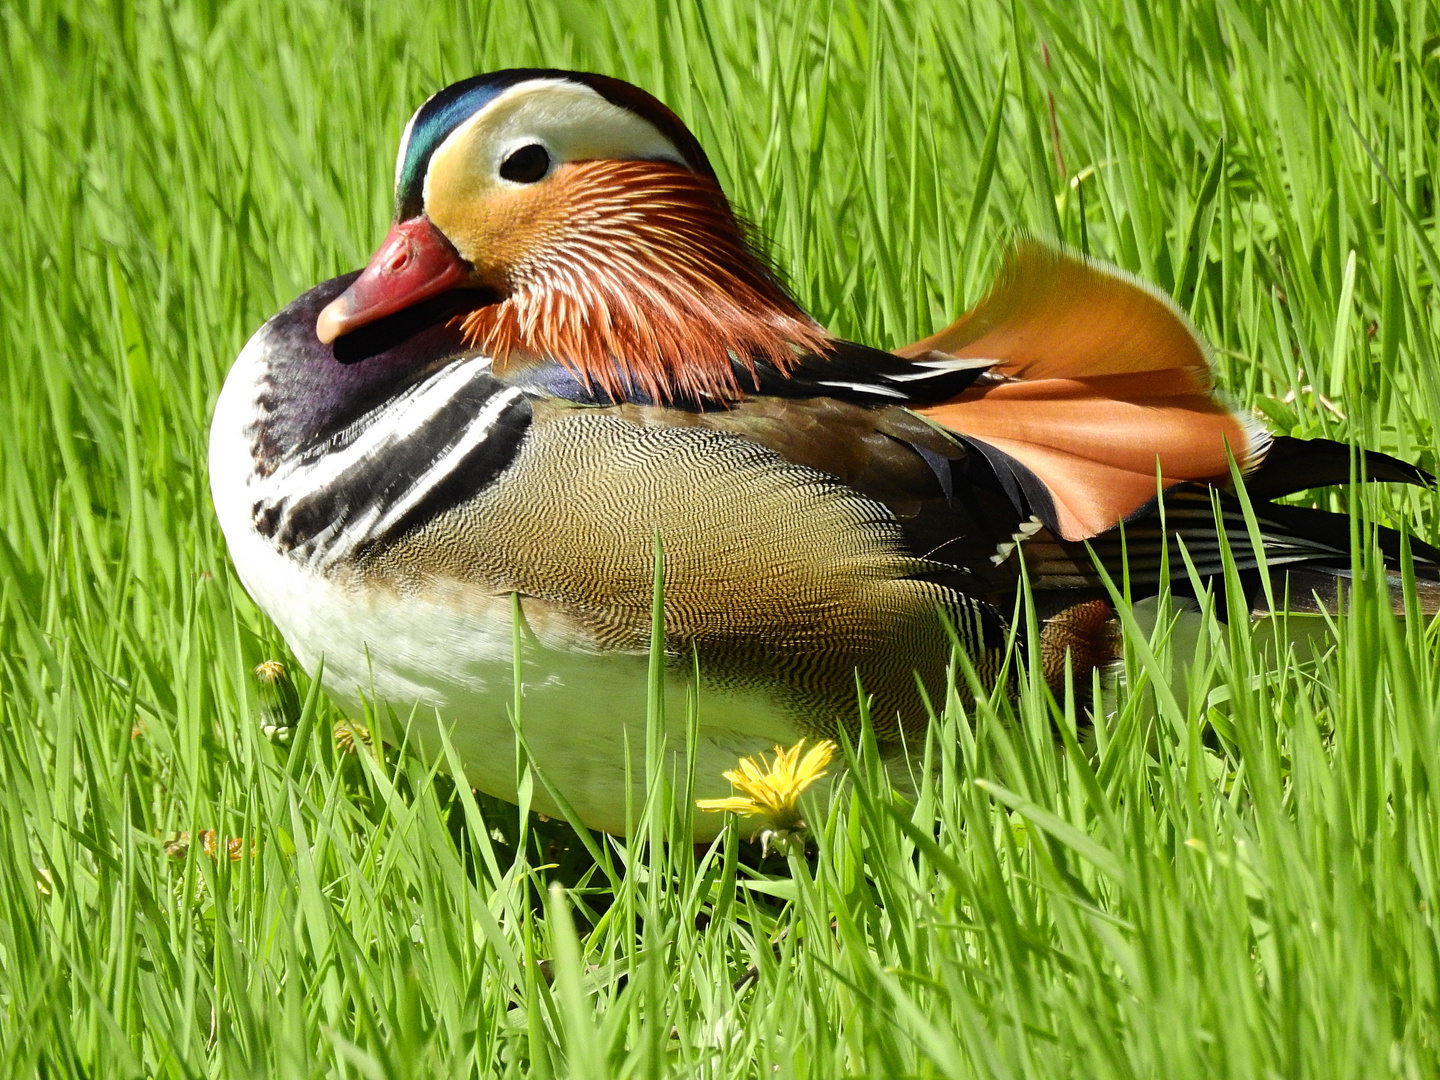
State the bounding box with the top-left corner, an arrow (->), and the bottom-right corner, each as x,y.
358,406 -> 1006,738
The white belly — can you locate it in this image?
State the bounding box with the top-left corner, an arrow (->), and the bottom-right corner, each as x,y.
248,530 -> 804,837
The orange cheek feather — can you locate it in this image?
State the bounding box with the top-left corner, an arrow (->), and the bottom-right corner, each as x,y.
450,161 -> 831,405
437,185 -> 571,291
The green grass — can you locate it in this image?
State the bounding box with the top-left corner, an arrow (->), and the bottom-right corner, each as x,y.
4,0 -> 1440,1075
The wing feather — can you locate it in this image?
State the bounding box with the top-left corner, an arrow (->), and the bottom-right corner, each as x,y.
901,241 -> 1267,540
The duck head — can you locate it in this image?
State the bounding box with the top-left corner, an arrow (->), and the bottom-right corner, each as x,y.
318,69 -> 830,405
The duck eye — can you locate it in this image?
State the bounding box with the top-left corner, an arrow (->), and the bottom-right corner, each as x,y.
499,144 -> 550,183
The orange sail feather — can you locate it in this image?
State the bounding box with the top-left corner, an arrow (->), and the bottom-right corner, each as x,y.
901,242 -> 1266,540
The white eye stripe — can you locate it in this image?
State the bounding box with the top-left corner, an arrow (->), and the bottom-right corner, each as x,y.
423,79 -> 688,208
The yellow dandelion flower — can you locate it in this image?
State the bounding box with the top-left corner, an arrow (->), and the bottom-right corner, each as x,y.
254,659 -> 286,685
333,719 -> 373,755
697,739 -> 837,851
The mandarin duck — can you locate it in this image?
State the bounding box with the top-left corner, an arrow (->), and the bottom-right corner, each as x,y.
211,69 -> 1439,837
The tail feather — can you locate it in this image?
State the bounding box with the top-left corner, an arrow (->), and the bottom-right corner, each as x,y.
1245,435 -> 1434,499
1257,568 -> 1440,617
1005,485 -> 1440,616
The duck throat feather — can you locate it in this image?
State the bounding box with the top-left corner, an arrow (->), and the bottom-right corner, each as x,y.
455,161 -> 831,405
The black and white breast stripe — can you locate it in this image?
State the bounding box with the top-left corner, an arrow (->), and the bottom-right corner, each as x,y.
250,356 -> 532,568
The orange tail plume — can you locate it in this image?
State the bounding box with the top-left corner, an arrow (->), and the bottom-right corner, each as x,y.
899,242 -> 1266,541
